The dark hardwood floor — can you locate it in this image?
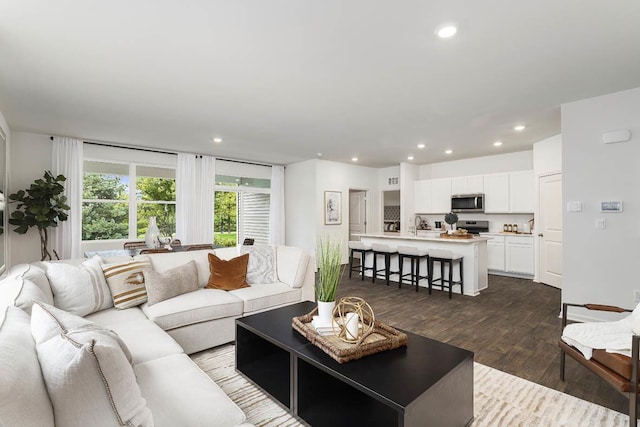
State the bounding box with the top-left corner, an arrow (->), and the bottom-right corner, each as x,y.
335,272 -> 629,414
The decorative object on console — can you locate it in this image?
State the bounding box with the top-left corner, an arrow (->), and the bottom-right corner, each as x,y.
205,253 -> 249,291
332,296 -> 375,344
324,191 -> 342,225
444,212 -> 459,233
8,171 -> 70,260
145,216 -> 160,249
315,235 -> 343,323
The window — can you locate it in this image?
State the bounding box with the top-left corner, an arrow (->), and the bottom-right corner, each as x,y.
82,161 -> 176,241
214,173 -> 270,247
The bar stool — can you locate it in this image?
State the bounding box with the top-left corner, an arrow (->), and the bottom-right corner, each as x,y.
371,243 -> 399,286
428,249 -> 464,299
397,246 -> 429,292
348,241 -> 373,280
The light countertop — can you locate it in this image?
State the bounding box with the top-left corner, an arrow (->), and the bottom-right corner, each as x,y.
480,232 -> 534,237
355,233 -> 490,244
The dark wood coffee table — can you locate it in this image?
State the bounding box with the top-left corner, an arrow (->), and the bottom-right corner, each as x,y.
236,301 -> 474,427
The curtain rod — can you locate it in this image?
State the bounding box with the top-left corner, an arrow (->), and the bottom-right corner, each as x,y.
50,136 -> 278,168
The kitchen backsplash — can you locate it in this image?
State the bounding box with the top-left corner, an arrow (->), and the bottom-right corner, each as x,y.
416,213 -> 534,232
384,205 -> 401,221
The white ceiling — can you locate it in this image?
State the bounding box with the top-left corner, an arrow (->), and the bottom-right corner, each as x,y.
1,1 -> 639,167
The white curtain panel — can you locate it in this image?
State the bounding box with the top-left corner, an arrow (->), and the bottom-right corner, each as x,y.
269,165 -> 285,245
198,156 -> 216,244
51,137 -> 83,259
176,153 -> 197,244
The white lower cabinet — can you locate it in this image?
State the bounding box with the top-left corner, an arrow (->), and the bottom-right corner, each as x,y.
487,236 -> 506,271
482,234 -> 534,276
505,236 -> 534,275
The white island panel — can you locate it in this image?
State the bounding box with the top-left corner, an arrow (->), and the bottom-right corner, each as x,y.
356,233 -> 488,296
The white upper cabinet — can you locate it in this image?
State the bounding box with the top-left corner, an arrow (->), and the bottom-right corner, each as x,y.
414,180 -> 432,213
451,175 -> 483,195
431,178 -> 452,213
483,173 -> 510,213
509,170 -> 534,213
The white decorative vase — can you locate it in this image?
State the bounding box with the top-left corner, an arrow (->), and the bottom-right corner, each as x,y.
317,300 -> 336,324
145,217 -> 160,249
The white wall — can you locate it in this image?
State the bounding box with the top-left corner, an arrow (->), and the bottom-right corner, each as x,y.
562,87 -> 640,320
8,132 -> 53,266
420,151 -> 533,179
0,111 -> 10,272
533,134 -> 562,176
284,159 -> 317,258
284,159 -> 380,264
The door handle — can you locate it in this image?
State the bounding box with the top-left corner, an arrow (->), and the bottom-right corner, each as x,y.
538,233 -> 543,237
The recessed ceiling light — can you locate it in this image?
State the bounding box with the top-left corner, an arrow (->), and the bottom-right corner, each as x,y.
351,157 -> 358,162
493,141 -> 503,147
417,143 -> 426,149
317,152 -> 323,157
213,137 -> 222,143
435,24 -> 457,39
407,155 -> 414,160
514,125 -> 525,132
445,149 -> 453,154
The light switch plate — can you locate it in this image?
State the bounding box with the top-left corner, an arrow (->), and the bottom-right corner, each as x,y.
566,201 -> 582,212
595,218 -> 606,230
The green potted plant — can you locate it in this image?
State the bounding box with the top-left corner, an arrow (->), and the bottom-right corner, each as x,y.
444,212 -> 459,234
315,235 -> 344,323
9,171 -> 70,260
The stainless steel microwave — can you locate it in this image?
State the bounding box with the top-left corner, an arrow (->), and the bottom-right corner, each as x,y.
451,194 -> 484,213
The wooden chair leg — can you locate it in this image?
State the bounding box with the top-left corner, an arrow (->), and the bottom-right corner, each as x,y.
414,258 -> 419,292
372,254 -> 377,283
459,258 -> 464,295
349,250 -> 354,279
560,349 -> 566,381
360,251 -> 366,281
448,260 -> 453,299
385,254 -> 391,286
428,259 -> 434,295
398,255 -> 404,289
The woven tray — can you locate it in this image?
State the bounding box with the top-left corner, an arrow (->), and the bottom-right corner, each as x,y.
292,309 -> 408,364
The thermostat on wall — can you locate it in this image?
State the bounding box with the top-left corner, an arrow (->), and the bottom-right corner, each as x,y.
600,201 -> 623,212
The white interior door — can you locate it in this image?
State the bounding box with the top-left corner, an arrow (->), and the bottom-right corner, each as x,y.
538,174 -> 562,288
349,190 -> 367,241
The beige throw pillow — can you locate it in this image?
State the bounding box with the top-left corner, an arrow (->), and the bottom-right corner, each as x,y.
42,256 -> 112,316
102,258 -> 151,309
30,302 -> 153,427
144,260 -> 199,306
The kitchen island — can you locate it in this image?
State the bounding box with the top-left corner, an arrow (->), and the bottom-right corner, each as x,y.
356,233 -> 489,296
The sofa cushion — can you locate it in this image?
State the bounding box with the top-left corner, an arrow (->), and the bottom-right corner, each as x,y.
134,353 -> 247,427
31,302 -> 153,427
0,276 -> 51,314
9,263 -> 54,303
42,256 -> 113,316
0,306 -> 55,427
141,288 -> 243,330
140,250 -> 213,287
230,283 -> 302,313
144,260 -> 200,306
240,245 -> 276,284
86,308 -> 184,365
102,258 -> 151,309
276,246 -> 310,288
206,253 -> 249,291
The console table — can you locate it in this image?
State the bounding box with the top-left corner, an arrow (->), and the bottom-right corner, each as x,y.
236,302 -> 474,427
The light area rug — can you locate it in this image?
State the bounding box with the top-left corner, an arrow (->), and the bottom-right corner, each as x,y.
191,344 -> 629,427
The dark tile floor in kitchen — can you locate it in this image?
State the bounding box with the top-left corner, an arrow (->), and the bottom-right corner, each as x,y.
336,272 -> 628,414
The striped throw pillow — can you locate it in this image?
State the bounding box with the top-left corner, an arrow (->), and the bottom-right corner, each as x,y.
101,258 -> 151,309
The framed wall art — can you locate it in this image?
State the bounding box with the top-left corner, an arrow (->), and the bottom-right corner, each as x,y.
324,191 -> 342,225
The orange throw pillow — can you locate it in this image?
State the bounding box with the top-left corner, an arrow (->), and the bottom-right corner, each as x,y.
206,253 -> 250,291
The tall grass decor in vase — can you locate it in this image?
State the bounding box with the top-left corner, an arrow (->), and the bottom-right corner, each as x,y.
315,235 -> 344,324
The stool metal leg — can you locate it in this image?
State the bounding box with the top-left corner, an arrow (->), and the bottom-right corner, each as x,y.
459,258 -> 464,295
372,253 -> 377,283
361,251 -> 366,281
398,255 -> 404,289
428,258 -> 434,294
385,254 -> 391,286
349,249 -> 354,279
414,257 -> 419,292
448,260 -> 453,299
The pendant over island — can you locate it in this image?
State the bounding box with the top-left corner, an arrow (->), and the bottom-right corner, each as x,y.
355,232 -> 490,296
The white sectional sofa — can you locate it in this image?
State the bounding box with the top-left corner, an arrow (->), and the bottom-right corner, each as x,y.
0,245 -> 315,427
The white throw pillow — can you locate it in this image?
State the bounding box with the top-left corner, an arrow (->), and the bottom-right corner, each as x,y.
102,258 -> 151,309
30,302 -> 153,427
43,256 -> 113,316
0,276 -> 51,314
0,306 -> 55,427
240,245 -> 276,284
